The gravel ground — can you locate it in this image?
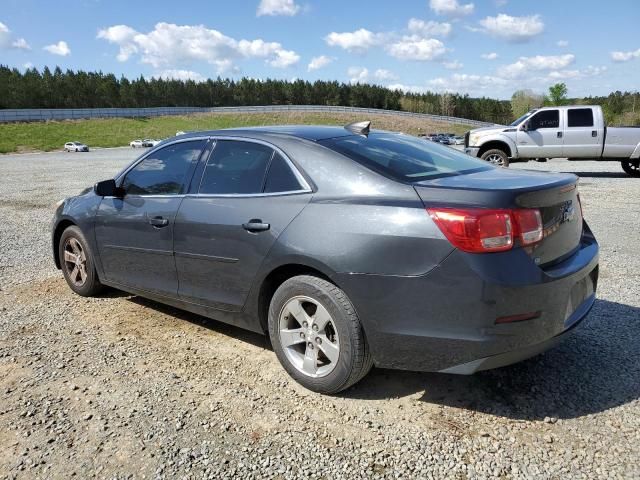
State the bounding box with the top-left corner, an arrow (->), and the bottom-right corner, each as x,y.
0,148 -> 639,479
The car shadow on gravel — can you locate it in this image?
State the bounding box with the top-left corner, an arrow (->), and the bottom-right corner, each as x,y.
126,296 -> 270,350
344,299 -> 640,420
570,171 -> 629,178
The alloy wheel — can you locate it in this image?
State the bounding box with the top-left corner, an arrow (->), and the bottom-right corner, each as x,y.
486,153 -> 506,166
63,237 -> 88,287
278,296 -> 340,378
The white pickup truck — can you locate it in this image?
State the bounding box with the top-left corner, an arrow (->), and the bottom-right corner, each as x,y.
464,105 -> 640,177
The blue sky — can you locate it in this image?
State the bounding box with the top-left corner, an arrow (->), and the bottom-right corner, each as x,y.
1,0 -> 639,99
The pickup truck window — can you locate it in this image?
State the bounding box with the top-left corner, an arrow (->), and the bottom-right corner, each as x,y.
567,108 -> 594,127
529,110 -> 559,129
510,110 -> 536,127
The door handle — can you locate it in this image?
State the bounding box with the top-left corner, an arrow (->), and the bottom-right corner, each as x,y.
242,219 -> 270,232
557,131 -> 563,138
592,130 -> 597,137
148,216 -> 169,228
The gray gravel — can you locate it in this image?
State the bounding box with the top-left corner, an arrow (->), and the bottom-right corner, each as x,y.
1,148 -> 639,479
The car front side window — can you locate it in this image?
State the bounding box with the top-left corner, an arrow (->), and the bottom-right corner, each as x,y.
121,140 -> 205,195
529,110 -> 560,130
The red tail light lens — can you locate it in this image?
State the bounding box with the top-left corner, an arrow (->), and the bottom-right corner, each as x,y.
513,209 -> 543,245
428,207 -> 543,253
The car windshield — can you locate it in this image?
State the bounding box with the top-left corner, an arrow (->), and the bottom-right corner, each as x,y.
509,110 -> 537,126
319,133 -> 492,182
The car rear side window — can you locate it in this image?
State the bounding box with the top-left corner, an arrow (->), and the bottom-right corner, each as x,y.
121,140 -> 205,195
319,133 -> 491,182
264,153 -> 303,193
199,140 -> 274,194
529,110 -> 560,129
567,108 -> 594,127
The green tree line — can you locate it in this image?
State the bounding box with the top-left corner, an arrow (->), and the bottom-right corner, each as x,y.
0,65 -> 512,124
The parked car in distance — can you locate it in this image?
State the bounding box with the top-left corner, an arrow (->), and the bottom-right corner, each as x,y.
130,139 -> 144,148
464,105 -> 640,175
52,122 -> 599,394
452,136 -> 465,145
64,141 -> 89,152
142,139 -> 160,147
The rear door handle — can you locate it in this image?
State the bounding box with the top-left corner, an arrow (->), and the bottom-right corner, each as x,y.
148,216 -> 169,228
242,219 -> 270,232
557,131 -> 563,138
592,130 -> 597,137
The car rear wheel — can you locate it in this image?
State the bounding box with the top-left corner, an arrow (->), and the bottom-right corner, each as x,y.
481,149 -> 510,167
621,159 -> 640,177
58,226 -> 103,297
268,275 -> 373,394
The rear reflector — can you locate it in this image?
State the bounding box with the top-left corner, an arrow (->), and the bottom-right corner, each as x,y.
495,311 -> 541,324
428,207 -> 543,253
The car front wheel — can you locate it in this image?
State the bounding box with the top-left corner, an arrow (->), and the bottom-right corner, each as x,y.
269,275 -> 373,394
58,226 -> 103,297
481,148 -> 510,167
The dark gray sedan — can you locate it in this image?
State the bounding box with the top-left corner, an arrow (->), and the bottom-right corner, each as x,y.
52,123 -> 599,393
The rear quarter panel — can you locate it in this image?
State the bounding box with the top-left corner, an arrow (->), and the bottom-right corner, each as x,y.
603,127 -> 640,158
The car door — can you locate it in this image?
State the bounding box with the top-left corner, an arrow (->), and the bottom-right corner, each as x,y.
562,108 -> 602,159
173,138 -> 312,311
516,109 -> 564,158
94,138 -> 207,296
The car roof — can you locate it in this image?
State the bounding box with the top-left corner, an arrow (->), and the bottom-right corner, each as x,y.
178,125 -> 359,142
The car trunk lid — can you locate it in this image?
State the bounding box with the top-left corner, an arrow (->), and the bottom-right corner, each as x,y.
414,168 -> 583,265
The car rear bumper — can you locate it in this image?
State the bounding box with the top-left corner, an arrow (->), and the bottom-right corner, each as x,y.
335,229 -> 599,373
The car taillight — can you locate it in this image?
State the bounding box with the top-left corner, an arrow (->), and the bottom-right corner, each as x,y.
513,209 -> 543,245
428,207 -> 543,253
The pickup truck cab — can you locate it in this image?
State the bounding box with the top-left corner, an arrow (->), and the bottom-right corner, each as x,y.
464,105 -> 640,176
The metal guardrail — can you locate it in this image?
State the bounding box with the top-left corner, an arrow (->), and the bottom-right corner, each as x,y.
0,105 -> 494,127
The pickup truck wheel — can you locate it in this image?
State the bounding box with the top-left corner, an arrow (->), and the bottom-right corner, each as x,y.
621,160 -> 640,177
481,149 -> 509,167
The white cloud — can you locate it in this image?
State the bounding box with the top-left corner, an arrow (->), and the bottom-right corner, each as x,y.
546,66 -> 607,81
610,48 -> 640,62
557,40 -> 569,47
0,22 -> 31,51
325,28 -> 384,53
478,14 -> 544,43
407,18 -> 452,38
387,83 -> 430,94
373,69 -> 398,81
268,48 -> 300,68
157,69 -> 205,82
429,0 -> 474,17
12,38 -> 30,50
387,36 -> 447,61
23,62 -> 34,69
499,54 -> 575,79
257,0 -> 300,17
429,73 -> 508,93
494,0 -> 508,6
443,60 -> 463,69
481,52 -> 498,60
97,22 -> 299,72
347,66 -> 369,83
44,41 -> 71,56
307,55 -> 334,71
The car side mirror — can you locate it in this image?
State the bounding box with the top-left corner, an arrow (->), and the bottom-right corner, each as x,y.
94,179 -> 123,197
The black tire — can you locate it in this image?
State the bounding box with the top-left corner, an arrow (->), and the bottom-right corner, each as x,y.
621,159 -> 640,177
268,275 -> 373,394
481,148 -> 510,167
58,226 -> 103,297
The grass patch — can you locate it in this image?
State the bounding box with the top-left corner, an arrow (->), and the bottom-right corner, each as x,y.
0,112 -> 471,154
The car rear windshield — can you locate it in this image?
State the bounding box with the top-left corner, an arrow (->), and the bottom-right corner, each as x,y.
319,133 -> 491,182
